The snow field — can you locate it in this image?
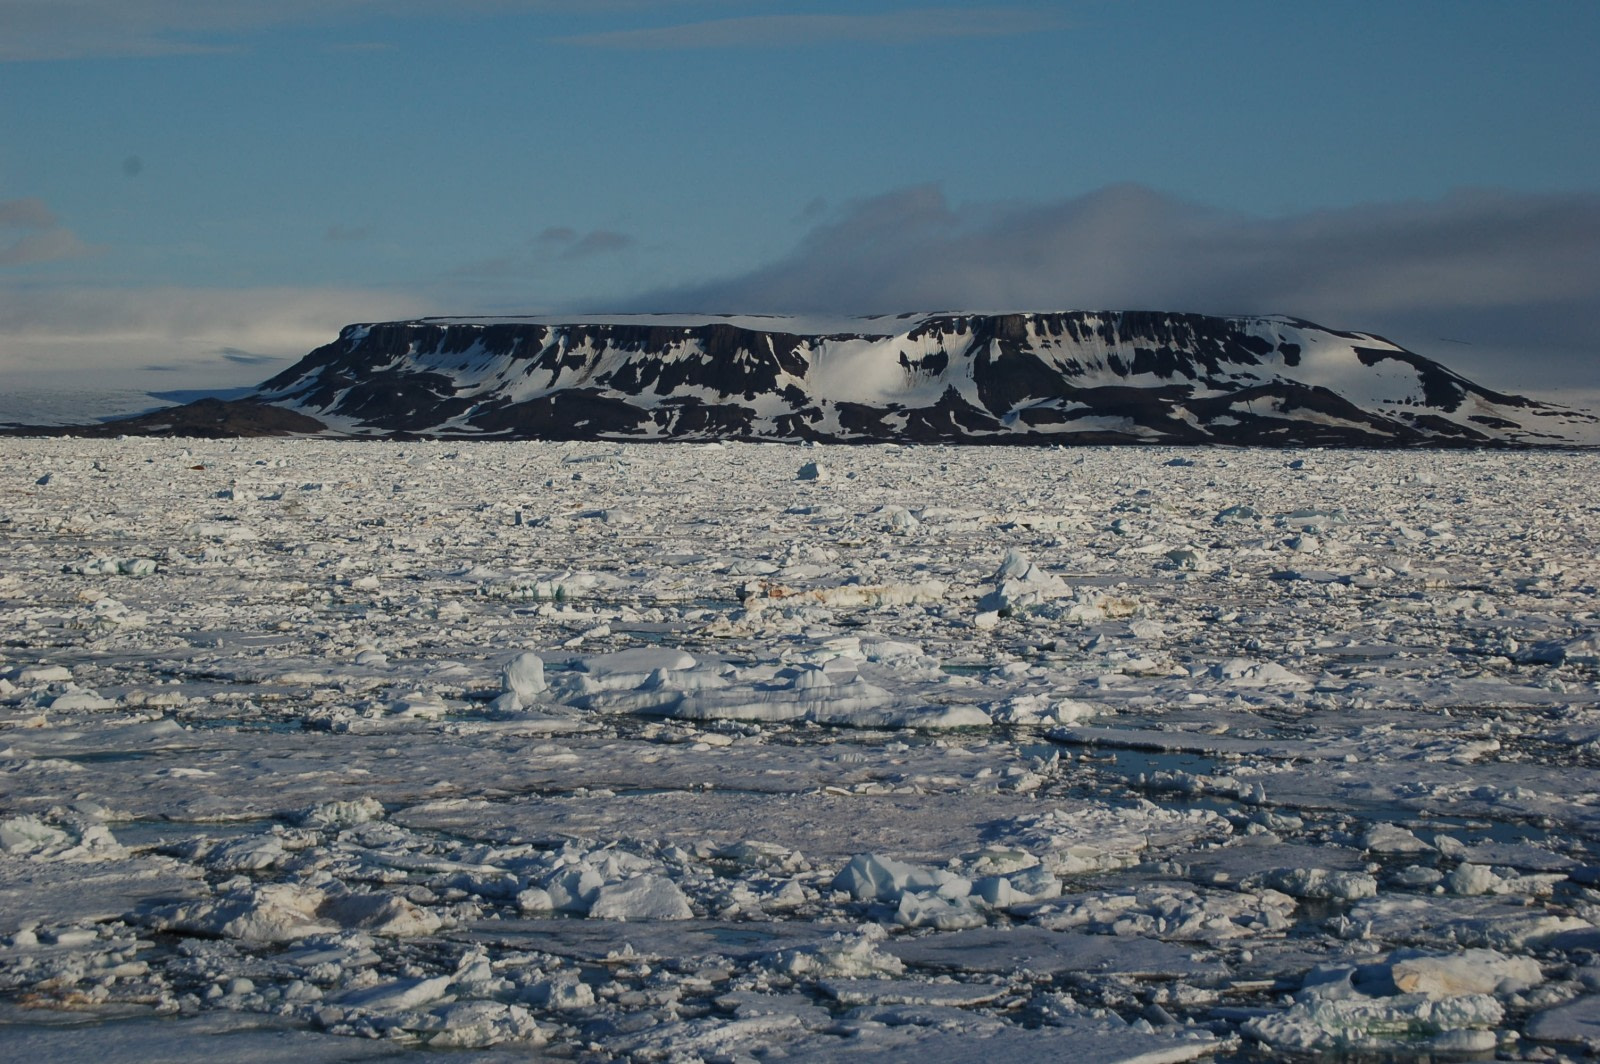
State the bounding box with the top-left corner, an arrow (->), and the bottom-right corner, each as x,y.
2,438 -> 1600,1059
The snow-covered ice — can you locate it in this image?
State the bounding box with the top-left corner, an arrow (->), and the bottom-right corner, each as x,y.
2,438 -> 1600,1060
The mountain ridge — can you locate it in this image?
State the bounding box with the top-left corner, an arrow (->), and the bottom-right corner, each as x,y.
12,310 -> 1597,446
247,310 -> 1596,446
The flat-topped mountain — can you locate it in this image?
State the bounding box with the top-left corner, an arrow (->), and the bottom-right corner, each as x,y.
27,311 -> 1600,445
250,311 -> 1594,446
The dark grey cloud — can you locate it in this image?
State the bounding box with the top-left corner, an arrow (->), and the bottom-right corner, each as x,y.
629,183 -> 1600,393
0,196 -> 100,265
559,8 -> 1059,49
217,346 -> 281,365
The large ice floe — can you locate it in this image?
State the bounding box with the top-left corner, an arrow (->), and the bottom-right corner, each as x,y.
2,439 -> 1600,1060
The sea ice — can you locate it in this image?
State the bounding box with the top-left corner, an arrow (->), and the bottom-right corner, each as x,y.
3,438 -> 1599,1059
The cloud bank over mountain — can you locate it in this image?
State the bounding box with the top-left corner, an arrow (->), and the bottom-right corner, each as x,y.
626,184 -> 1600,395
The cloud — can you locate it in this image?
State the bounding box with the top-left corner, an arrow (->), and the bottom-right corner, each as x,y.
452,227 -> 635,275
217,346 -> 282,365
0,283 -> 430,388
561,229 -> 634,260
626,183 -> 1600,393
0,197 -> 102,266
559,8 -> 1059,49
0,1 -> 711,62
0,197 -> 57,227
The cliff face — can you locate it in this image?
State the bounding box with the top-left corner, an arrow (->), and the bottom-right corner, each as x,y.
247,311 -> 1594,446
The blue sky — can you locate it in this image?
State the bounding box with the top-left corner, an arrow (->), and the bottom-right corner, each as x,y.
2,0 -> 1598,401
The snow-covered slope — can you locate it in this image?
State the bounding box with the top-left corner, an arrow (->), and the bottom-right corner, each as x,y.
252,311 -> 1598,446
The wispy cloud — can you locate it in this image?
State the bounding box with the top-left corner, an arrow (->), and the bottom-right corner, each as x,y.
453,226 -> 637,275
0,1 -> 716,62
560,8 -> 1059,49
0,0 -> 264,61
627,183 -> 1600,392
0,197 -> 102,266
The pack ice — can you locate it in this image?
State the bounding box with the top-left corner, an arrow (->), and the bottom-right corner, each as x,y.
2,438 -> 1600,1061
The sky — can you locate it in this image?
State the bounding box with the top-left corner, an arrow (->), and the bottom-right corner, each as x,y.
1,0 -> 1598,409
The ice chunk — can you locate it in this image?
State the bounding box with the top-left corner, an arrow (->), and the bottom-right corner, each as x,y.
1250,867 -> 1377,901
0,814 -> 123,861
1032,884 -> 1295,943
1362,823 -> 1433,855
300,796 -> 386,828
1243,993 -> 1503,1052
417,1002 -> 546,1049
540,866 -> 605,913
1390,948 -> 1543,998
1343,896 -> 1592,950
768,925 -> 905,978
500,651 -> 547,701
339,973 -> 455,1011
1445,863 -> 1499,896
141,883 -> 333,943
47,690 -> 117,711
587,875 -> 694,921
15,665 -> 72,684
1215,504 -> 1263,524
391,691 -> 448,720
831,853 -> 972,903
972,865 -> 1062,907
0,815 -> 71,856
320,892 -> 442,936
578,647 -> 697,679
894,891 -> 984,929
202,834 -> 287,872
978,549 -> 1067,614
992,805 -> 1232,877
1210,660 -> 1312,687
